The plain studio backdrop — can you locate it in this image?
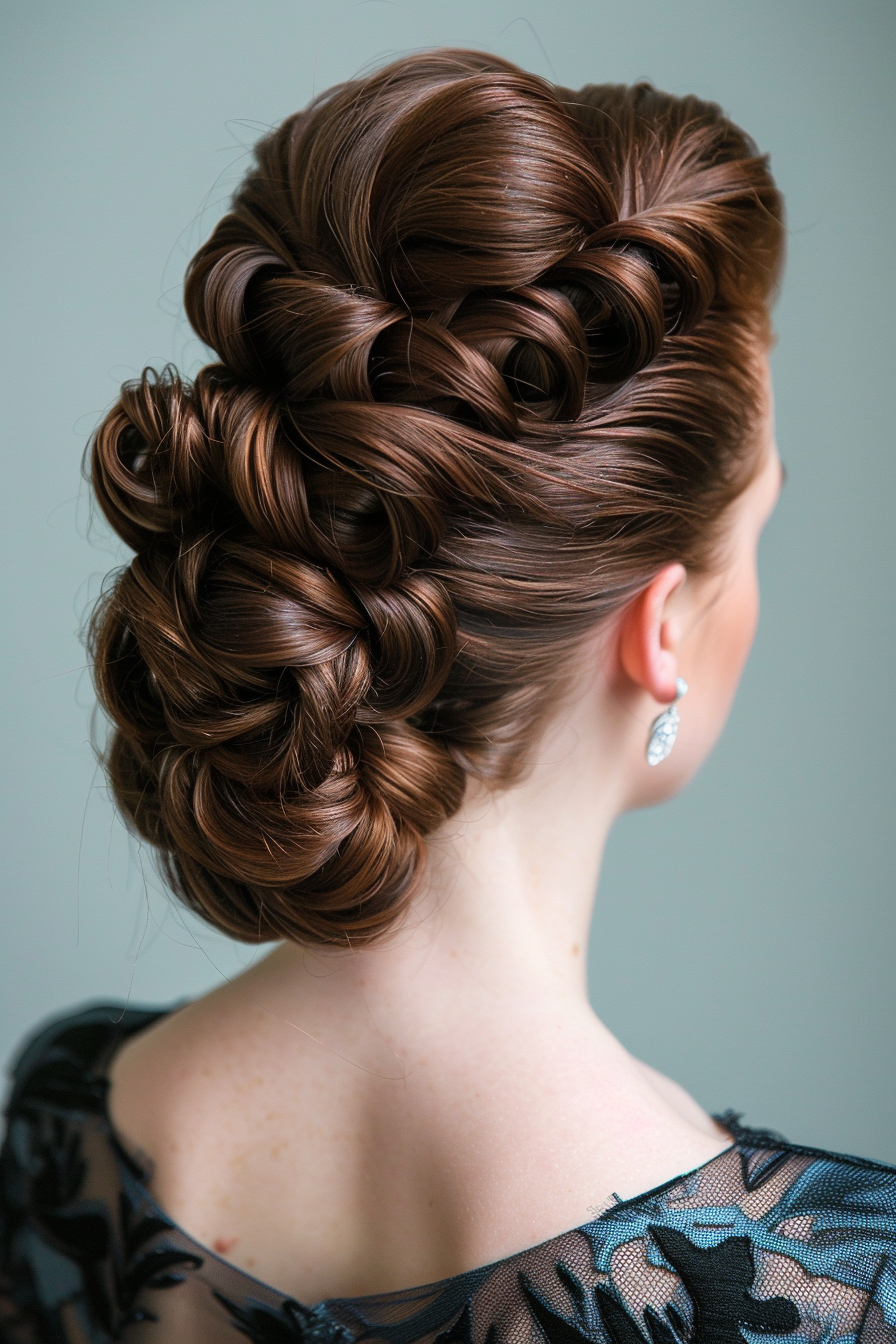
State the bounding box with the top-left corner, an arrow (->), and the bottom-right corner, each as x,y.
1,0 -> 894,1162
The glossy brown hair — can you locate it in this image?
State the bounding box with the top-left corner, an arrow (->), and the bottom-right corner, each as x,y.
89,50 -> 783,945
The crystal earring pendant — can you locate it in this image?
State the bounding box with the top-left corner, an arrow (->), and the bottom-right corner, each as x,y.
646,677 -> 688,766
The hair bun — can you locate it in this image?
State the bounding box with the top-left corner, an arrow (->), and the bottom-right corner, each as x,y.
91,366 -> 467,941
89,52 -> 783,944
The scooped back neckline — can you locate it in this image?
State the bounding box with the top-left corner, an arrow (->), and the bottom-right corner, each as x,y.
95,1001 -> 744,1309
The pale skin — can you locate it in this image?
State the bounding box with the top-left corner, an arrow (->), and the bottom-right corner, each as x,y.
108,358 -> 783,1303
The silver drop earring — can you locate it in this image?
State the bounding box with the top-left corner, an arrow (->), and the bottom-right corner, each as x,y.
646,677 -> 688,766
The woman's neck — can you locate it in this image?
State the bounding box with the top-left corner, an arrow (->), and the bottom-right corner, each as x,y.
254,663 -> 636,1068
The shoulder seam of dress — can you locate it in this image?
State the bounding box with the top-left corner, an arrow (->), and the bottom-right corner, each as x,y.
715,1108 -> 896,1176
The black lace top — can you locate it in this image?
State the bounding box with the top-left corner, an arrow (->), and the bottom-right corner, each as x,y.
1,1005 -> 895,1344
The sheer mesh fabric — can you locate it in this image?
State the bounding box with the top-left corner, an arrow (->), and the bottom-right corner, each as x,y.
2,1006 -> 894,1344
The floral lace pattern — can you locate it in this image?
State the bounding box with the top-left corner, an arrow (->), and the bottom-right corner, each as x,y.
2,1005 -> 895,1343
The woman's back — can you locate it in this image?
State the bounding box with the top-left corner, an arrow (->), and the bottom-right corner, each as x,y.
4,998 -> 895,1343
103,939 -> 729,1302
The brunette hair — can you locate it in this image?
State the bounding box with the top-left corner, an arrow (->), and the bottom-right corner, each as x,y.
89,50 -> 783,945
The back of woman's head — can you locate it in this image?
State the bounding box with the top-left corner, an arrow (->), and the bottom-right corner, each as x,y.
89,50 -> 783,945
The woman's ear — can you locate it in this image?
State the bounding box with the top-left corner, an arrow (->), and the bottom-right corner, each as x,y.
617,564 -> 686,705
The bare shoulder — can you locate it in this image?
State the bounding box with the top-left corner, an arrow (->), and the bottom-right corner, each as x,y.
632,1057 -> 728,1141
106,985 -> 284,1178
106,998 -> 204,1151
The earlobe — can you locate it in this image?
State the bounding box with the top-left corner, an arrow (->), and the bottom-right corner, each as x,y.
618,564 -> 686,705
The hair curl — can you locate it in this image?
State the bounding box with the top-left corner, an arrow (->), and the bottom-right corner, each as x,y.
88,50 -> 784,944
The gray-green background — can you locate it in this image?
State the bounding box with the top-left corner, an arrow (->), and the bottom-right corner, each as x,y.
1,0 -> 893,1161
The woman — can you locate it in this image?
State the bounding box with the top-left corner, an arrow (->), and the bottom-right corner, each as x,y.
1,48 -> 893,1344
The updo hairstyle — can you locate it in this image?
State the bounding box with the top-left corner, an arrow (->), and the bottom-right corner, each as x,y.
88,51 -> 784,945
